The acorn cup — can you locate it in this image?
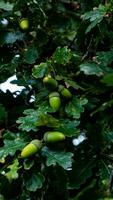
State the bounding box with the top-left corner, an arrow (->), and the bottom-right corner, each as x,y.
43,75 -> 58,90
19,18 -> 29,30
21,139 -> 42,158
44,131 -> 65,143
59,85 -> 72,99
49,92 -> 61,111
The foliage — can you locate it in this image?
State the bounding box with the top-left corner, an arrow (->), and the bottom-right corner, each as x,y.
1,0 -> 113,199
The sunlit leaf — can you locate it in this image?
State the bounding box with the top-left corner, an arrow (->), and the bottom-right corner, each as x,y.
32,62 -> 48,78
82,4 -> 106,33
16,109 -> 39,132
5,159 -> 20,181
53,46 -> 72,65
79,63 -> 104,76
0,1 -> 14,11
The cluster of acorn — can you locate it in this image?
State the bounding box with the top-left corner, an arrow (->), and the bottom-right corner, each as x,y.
21,75 -> 72,158
43,75 -> 72,112
21,131 -> 65,158
18,19 -> 72,159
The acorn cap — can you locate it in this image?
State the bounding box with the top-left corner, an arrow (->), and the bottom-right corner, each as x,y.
43,75 -> 51,83
43,76 -> 58,90
59,85 -> 72,99
49,92 -> 60,99
19,18 -> 28,23
31,139 -> 42,149
19,17 -> 29,22
58,85 -> 64,92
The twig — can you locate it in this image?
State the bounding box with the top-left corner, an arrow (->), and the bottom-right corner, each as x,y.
81,34 -> 94,61
105,0 -> 108,5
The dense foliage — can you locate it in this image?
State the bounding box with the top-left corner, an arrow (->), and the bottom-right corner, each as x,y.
1,0 -> 113,199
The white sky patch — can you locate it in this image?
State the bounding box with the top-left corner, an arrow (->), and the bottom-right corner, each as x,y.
1,18 -> 9,26
72,133 -> 87,146
0,75 -> 25,93
0,75 -> 35,102
29,95 -> 35,103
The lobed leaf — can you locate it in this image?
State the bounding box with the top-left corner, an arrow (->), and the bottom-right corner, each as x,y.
25,172 -> 45,192
79,63 -> 104,76
23,46 -> 38,64
0,131 -> 29,159
52,46 -> 72,65
67,159 -> 96,189
0,1 -> 14,11
32,62 -> 48,78
65,97 -> 88,119
42,147 -> 74,170
5,159 -> 19,181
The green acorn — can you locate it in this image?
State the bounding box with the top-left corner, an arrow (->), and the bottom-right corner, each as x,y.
59,85 -> 72,99
49,92 -> 61,111
21,139 -> 42,158
44,131 -> 65,143
43,75 -> 58,90
19,18 -> 29,30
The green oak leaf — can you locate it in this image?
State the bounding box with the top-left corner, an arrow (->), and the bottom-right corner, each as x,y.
79,63 -> 104,76
53,46 -> 72,65
42,147 -> 74,170
0,131 -> 29,159
25,172 -> 45,191
67,159 -> 96,189
55,119 -> 80,137
24,46 -> 38,64
32,62 -> 48,78
65,97 -> 88,119
5,159 -> 20,181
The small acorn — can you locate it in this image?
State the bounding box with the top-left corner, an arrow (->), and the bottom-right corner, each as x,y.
21,139 -> 42,158
59,85 -> 72,99
19,18 -> 29,30
44,131 -> 65,143
49,92 -> 61,111
43,75 -> 58,90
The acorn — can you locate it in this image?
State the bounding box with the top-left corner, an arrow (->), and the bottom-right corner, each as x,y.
44,131 -> 65,143
59,85 -> 72,99
21,139 -> 42,158
19,18 -> 29,30
43,75 -> 58,90
49,92 -> 61,111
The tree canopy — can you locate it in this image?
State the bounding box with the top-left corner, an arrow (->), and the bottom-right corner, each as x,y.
0,0 -> 113,199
